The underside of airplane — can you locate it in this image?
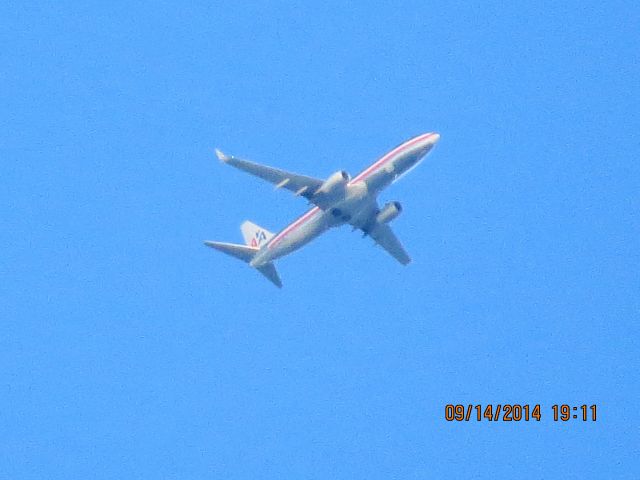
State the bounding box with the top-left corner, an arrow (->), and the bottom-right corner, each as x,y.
205,132 -> 440,287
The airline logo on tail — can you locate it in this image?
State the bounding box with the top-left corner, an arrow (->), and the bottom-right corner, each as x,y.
241,220 -> 275,249
251,230 -> 267,248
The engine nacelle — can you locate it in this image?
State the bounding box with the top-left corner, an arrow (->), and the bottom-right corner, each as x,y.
376,201 -> 402,224
314,170 -> 350,197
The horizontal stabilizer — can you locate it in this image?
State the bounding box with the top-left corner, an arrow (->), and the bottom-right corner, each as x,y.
204,241 -> 283,287
203,241 -> 257,263
256,262 -> 282,288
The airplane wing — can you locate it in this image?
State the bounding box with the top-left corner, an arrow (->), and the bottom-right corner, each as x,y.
368,222 -> 412,265
216,149 -> 323,201
347,199 -> 412,265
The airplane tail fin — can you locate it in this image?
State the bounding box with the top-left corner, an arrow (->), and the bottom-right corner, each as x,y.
240,221 -> 274,248
203,240 -> 282,288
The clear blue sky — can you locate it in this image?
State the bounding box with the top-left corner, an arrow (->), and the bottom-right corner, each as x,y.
2,1 -> 638,478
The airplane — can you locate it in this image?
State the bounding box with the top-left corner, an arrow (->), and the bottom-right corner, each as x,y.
205,131 -> 440,287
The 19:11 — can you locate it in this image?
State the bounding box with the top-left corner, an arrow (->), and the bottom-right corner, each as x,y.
552,404 -> 597,421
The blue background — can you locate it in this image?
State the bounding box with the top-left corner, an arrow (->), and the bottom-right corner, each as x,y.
2,1 -> 638,478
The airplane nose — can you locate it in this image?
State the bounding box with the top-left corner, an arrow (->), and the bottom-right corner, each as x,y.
431,133 -> 440,144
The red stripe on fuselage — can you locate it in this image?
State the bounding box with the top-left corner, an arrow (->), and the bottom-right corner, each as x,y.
268,133 -> 435,250
268,206 -> 320,249
349,132 -> 436,184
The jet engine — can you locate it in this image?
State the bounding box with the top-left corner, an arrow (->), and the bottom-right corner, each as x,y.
314,170 -> 350,197
376,201 -> 402,224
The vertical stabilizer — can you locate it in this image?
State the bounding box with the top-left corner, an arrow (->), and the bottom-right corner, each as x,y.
240,221 -> 274,248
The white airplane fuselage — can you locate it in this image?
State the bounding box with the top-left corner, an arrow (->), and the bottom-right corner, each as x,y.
250,132 -> 440,267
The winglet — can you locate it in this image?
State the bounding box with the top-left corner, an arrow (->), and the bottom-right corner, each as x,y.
215,148 -> 229,162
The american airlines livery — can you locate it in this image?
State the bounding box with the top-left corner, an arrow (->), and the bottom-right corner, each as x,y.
205,132 -> 440,287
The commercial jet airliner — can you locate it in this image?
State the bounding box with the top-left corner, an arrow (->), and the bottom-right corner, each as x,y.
205,132 -> 440,287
